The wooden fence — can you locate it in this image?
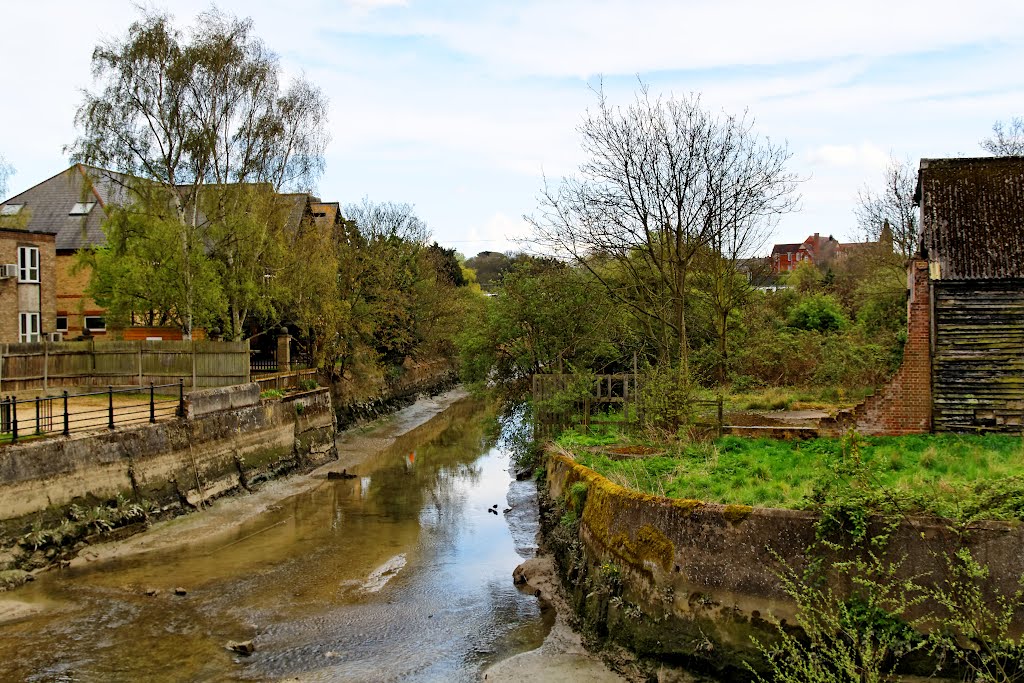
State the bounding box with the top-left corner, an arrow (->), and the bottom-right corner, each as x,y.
0,340 -> 250,392
254,368 -> 319,392
532,372 -> 724,438
533,373 -> 640,438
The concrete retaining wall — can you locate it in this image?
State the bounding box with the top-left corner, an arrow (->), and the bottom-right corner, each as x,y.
544,452 -> 1024,678
0,387 -> 337,537
184,382 -> 260,418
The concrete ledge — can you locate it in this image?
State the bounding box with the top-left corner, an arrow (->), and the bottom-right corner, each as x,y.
185,382 -> 260,419
544,450 -> 1024,676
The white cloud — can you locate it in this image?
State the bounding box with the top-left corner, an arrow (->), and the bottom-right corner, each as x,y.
806,143 -> 890,171
462,213 -> 534,255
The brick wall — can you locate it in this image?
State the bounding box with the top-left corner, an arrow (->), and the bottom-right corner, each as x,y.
852,258 -> 932,435
0,229 -> 57,344
55,253 -> 107,338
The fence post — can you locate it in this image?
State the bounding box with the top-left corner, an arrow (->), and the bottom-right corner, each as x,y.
35,396 -> 41,435
177,378 -> 185,418
63,391 -> 69,436
108,385 -> 115,430
11,397 -> 17,443
717,395 -> 724,437
150,382 -> 156,423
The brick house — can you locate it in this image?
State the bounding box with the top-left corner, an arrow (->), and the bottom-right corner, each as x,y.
0,224 -> 57,343
770,233 -> 840,274
1,165 -> 132,339
2,165 -> 334,341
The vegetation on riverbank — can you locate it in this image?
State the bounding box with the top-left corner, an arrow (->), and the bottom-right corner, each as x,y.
558,427 -> 1024,523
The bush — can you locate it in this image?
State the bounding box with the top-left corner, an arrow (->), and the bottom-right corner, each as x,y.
788,294 -> 848,332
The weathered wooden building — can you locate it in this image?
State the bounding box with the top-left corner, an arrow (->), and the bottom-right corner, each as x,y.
918,156 -> 1024,432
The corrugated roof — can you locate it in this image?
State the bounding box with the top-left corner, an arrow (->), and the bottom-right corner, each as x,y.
918,157 -> 1024,280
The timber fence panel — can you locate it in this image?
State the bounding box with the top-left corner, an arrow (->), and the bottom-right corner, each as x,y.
0,340 -> 251,392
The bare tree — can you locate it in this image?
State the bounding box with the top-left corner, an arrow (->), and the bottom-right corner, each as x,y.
344,198 -> 430,243
981,116 -> 1024,156
528,85 -> 798,371
854,156 -> 919,259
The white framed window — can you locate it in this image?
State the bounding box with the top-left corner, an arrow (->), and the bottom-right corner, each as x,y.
55,315 -> 68,332
84,316 -> 106,332
70,202 -> 96,216
17,246 -> 39,283
19,312 -> 40,343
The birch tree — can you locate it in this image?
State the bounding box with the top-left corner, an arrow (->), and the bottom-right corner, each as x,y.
68,7 -> 329,338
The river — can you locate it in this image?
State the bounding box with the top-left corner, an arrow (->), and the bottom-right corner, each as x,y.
0,397 -> 554,682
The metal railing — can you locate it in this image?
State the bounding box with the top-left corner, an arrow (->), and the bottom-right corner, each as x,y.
1,381 -> 185,444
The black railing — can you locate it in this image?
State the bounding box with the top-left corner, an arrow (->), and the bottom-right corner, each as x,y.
1,381 -> 185,445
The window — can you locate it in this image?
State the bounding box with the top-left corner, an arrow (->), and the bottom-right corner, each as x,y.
17,246 -> 39,283
70,202 -> 96,216
19,312 -> 40,343
84,316 -> 106,332
1,204 -> 23,216
55,316 -> 68,332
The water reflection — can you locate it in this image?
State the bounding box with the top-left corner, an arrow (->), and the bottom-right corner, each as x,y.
0,398 -> 548,682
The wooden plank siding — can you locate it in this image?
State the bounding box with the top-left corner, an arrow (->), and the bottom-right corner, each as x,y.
932,279 -> 1024,432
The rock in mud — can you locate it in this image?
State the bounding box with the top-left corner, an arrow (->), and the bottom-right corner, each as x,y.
0,570 -> 32,592
226,640 -> 255,656
514,467 -> 533,481
173,587 -> 187,596
145,588 -> 160,596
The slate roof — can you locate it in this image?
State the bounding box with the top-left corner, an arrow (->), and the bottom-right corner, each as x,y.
771,242 -> 802,255
0,165 -> 132,251
916,157 -> 1024,280
0,165 -> 317,253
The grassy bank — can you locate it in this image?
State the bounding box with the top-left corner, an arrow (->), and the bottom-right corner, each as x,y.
559,428 -> 1024,522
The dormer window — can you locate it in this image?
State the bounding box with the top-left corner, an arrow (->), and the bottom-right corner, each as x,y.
70,202 -> 96,216
1,204 -> 23,216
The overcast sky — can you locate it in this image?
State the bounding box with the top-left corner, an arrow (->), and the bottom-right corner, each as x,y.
1,1 -> 1021,256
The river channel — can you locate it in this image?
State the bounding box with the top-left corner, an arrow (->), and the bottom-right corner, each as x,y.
0,397 -> 554,682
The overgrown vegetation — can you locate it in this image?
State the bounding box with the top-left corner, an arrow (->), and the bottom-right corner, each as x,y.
562,429 -> 1024,523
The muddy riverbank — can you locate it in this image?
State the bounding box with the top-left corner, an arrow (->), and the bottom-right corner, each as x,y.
0,389 -> 621,682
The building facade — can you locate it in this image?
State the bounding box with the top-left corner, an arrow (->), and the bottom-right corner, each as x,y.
0,226 -> 57,343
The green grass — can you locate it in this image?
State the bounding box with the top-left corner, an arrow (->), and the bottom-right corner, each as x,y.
565,432 -> 1024,522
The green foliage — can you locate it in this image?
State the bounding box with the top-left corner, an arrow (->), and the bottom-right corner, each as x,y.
928,549 -> 1024,682
788,294 -> 849,332
455,259 -> 628,399
568,431 -> 1024,521
635,362 -> 695,435
261,389 -> 285,399
298,378 -> 318,391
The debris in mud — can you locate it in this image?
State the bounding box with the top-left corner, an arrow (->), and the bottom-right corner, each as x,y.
226,640 -> 255,655
327,469 -> 358,480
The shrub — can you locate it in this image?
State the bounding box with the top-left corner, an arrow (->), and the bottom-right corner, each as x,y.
788,294 -> 848,333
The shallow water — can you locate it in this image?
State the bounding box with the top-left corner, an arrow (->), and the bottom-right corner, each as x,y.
0,398 -> 550,682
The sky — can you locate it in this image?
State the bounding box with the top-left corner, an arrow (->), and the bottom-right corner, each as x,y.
1,0 -> 1022,257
